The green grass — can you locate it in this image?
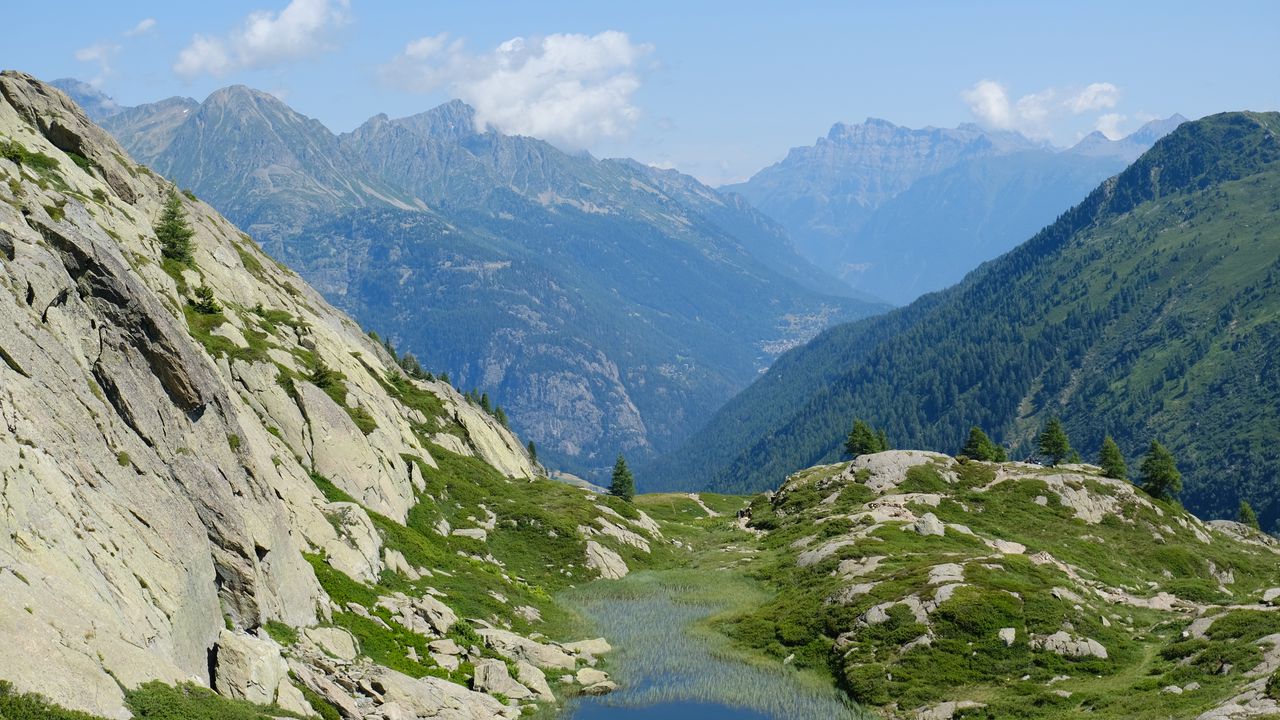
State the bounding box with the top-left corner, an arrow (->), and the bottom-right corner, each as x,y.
1,138 -> 60,172
0,680 -> 311,720
0,681 -> 102,720
713,455 -> 1280,718
262,620 -> 297,646
125,682 -> 307,720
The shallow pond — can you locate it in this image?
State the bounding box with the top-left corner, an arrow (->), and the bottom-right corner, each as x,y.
560,572 -> 866,720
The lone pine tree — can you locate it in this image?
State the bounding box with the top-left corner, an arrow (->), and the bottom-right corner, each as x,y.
1099,436 -> 1128,480
846,419 -> 889,458
1140,440 -> 1182,501
960,426 -> 1006,462
610,454 -> 635,502
155,189 -> 194,263
1038,418 -> 1072,466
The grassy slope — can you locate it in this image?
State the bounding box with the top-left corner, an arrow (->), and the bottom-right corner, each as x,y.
721,452 -> 1280,718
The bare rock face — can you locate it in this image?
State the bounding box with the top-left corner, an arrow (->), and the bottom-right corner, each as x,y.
213,630 -> 290,705
0,71 -> 543,717
472,658 -> 534,700
585,540 -> 629,579
478,628 -> 577,671
1030,631 -> 1108,659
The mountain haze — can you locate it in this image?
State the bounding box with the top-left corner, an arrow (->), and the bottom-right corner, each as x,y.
727,115 -> 1183,304
651,111 -> 1280,530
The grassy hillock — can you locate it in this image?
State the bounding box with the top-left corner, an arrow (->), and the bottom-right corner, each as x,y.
723,450 -> 1280,718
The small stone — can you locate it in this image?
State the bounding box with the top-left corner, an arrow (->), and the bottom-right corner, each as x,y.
304,627 -> 358,662
576,667 -> 609,686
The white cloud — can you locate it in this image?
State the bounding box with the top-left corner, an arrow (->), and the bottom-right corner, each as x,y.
74,41 -> 120,84
1069,82 -> 1120,113
382,30 -> 654,150
125,18 -> 157,37
1095,113 -> 1126,140
961,80 -> 1013,129
963,79 -> 1123,140
174,0 -> 349,79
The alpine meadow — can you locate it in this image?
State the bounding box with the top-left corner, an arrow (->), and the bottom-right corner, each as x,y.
4,4 -> 1280,720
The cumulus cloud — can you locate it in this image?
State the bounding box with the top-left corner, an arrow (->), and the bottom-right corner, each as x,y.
963,79 -> 1124,140
381,30 -> 654,150
174,0 -> 349,79
1069,82 -> 1120,113
125,18 -> 157,37
1095,113 -> 1126,140
73,41 -> 120,84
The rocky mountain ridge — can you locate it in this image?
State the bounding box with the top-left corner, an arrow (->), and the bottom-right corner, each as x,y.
0,71 -> 669,719
97,84 -> 881,481
724,114 -> 1184,304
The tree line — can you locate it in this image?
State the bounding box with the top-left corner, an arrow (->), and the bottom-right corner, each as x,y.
842,415 -> 1259,522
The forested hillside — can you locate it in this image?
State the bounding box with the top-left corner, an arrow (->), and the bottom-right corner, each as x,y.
649,112 -> 1280,530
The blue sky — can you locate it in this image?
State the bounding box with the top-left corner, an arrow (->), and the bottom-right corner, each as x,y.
8,1 -> 1279,184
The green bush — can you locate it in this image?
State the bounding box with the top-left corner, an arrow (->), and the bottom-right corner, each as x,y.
933,587 -> 1021,639
0,680 -> 103,720
125,681 -> 306,719
1207,610 -> 1280,642
0,139 -> 59,172
899,464 -> 948,493
262,620 -> 297,646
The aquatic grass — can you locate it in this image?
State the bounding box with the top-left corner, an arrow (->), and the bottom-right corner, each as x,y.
559,570 -> 871,719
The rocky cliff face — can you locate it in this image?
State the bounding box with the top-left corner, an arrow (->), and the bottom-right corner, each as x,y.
0,71 -> 657,719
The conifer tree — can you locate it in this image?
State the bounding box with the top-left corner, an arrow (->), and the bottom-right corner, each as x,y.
1239,499 -> 1260,530
1099,436 -> 1127,480
526,440 -> 538,465
1038,417 -> 1072,466
610,454 -> 635,502
1139,440 -> 1181,500
845,419 -> 889,458
960,426 -> 1006,462
155,190 -> 194,263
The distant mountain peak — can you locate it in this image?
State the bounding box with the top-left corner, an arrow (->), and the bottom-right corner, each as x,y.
1066,113 -> 1187,161
50,77 -> 126,121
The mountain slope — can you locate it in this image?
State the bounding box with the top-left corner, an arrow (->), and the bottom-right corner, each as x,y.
103,91 -> 882,480
724,118 -> 1041,265
0,70 -> 669,718
834,149 -> 1127,303
731,450 -> 1280,718
50,78 -> 127,120
650,111 -> 1280,529
727,116 -> 1182,304
108,86 -> 417,238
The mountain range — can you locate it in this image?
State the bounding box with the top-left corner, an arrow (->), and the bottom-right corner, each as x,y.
650,111 -> 1280,531
725,114 -> 1187,304
76,82 -> 881,481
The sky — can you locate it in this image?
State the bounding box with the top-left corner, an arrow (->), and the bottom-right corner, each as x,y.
7,1 -> 1279,185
